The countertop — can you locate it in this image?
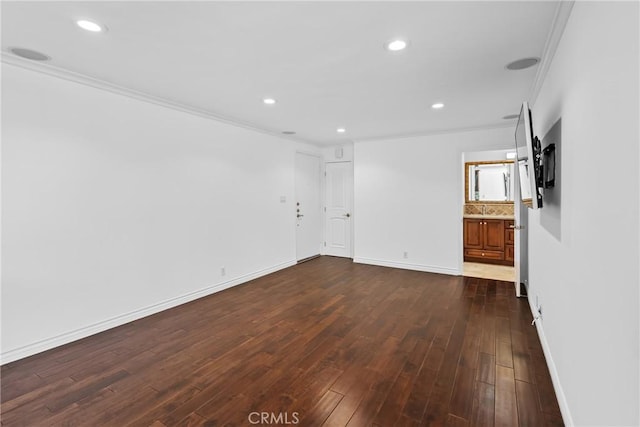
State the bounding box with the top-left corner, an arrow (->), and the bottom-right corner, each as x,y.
463,214 -> 515,220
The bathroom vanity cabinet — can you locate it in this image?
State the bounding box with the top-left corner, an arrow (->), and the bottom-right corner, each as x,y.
463,218 -> 514,266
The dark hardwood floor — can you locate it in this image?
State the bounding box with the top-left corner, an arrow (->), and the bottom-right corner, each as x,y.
1,256 -> 563,426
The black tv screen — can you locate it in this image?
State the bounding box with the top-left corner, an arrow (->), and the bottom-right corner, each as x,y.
514,102 -> 543,209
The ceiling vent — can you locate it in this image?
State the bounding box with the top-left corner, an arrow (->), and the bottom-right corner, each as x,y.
9,47 -> 51,61
505,57 -> 539,70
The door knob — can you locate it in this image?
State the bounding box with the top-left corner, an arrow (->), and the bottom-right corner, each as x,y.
343,213 -> 351,218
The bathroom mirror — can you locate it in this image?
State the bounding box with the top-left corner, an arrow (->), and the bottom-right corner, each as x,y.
465,161 -> 514,203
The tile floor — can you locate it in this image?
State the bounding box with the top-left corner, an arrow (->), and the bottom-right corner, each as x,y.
463,262 -> 515,282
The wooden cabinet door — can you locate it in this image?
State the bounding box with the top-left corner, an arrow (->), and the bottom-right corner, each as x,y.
463,219 -> 483,249
505,220 -> 515,245
505,228 -> 514,245
483,220 -> 505,251
505,245 -> 514,263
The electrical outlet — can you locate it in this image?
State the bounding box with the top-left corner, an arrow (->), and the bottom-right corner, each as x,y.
403,251 -> 408,259
531,295 -> 543,326
534,295 -> 542,319
221,267 -> 226,277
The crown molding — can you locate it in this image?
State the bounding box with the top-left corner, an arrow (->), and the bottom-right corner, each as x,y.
353,121 -> 516,144
2,51 -> 529,147
1,52 -> 318,145
528,1 -> 575,106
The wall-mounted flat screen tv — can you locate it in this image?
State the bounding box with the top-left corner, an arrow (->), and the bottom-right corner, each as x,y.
514,101 -> 543,209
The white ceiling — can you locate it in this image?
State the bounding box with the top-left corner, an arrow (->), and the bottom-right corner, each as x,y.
1,1 -> 559,145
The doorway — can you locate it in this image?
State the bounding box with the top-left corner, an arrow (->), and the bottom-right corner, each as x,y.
461,152 -> 516,282
295,152 -> 322,261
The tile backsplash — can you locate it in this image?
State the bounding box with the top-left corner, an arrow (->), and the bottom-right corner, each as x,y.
464,203 -> 514,216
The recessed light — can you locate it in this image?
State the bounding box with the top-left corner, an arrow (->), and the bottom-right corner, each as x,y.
431,103 -> 445,109
9,47 -> 51,61
505,57 -> 539,70
385,39 -> 408,52
503,114 -> 519,120
336,128 -> 346,133
263,98 -> 276,105
76,20 -> 105,33
282,131 -> 296,135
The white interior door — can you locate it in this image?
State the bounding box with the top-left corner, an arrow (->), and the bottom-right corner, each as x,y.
514,165 -> 529,297
295,153 -> 322,261
324,161 -> 352,258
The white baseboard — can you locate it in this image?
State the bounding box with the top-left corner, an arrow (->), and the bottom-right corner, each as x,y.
1,260 -> 296,365
353,257 -> 460,276
527,295 -> 574,426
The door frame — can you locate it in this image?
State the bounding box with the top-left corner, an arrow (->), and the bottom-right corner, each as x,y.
513,170 -> 529,297
460,149 -> 520,284
295,151 -> 323,261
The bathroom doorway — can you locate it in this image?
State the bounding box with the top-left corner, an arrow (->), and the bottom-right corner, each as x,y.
461,150 -> 516,282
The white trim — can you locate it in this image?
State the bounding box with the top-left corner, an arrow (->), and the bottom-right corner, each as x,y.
0,260 -> 296,365
353,257 -> 460,276
527,295 -> 574,426
529,1 -> 575,105
2,54 -> 516,147
1,54 -> 314,145
295,149 -> 322,159
354,122 -> 515,144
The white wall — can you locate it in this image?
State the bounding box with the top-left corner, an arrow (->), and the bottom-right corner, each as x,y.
529,2 -> 639,425
463,148 -> 514,163
322,143 -> 354,163
1,64 -> 298,363
353,127 -> 514,274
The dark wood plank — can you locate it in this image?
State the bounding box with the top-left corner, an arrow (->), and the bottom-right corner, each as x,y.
371,373 -> 413,426
46,369 -> 129,413
516,380 -> 544,427
299,389 -> 344,427
495,366 -> 518,427
495,317 -> 511,343
479,316 -> 496,355
543,410 -> 565,427
446,413 -> 470,426
402,366 -> 438,421
393,414 -> 421,427
476,352 -> 496,385
496,340 -> 513,368
471,381 -> 495,427
449,367 -> 476,420
0,257 -> 561,426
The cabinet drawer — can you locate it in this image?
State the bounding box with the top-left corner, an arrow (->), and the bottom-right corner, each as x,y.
464,249 -> 504,260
